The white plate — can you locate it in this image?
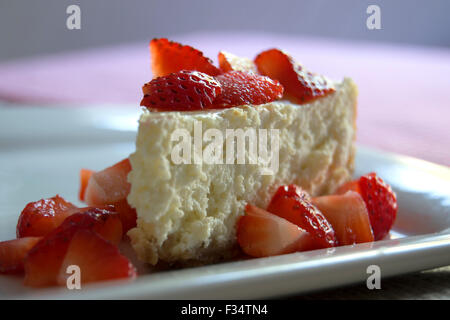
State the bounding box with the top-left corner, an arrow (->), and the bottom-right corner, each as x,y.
0,106 -> 449,300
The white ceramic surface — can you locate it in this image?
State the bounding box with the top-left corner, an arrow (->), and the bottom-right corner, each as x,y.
0,106 -> 449,299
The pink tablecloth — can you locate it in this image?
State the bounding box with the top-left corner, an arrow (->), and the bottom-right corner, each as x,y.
0,32 -> 449,166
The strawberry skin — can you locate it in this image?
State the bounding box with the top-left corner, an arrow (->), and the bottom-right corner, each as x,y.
237,204 -> 312,257
255,49 -> 335,104
359,173 -> 398,240
17,195 -> 78,238
0,237 -> 42,273
212,71 -> 283,108
267,185 -> 337,249
140,70 -> 222,111
150,38 -> 220,78
57,229 -> 136,286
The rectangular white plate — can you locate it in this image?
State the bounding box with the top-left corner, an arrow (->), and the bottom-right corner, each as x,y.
0,106 -> 449,299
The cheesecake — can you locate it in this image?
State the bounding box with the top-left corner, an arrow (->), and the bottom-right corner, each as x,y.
127,77 -> 357,265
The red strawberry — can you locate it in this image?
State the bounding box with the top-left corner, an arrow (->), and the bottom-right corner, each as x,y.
111,199 -> 137,234
24,207 -> 126,287
336,173 -> 397,240
140,70 -> 222,111
359,173 -> 397,240
24,225 -> 80,287
237,204 -> 313,258
150,38 -> 220,78
254,49 -> 335,104
79,168 -> 94,202
61,207 -> 123,245
212,71 -> 283,108
0,237 -> 42,273
218,51 -> 258,74
57,229 -> 136,286
267,184 -> 337,249
312,191 -> 374,245
17,195 -> 78,238
84,158 -> 132,206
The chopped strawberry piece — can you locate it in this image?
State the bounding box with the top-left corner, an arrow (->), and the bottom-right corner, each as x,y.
212,71 -> 283,108
359,173 -> 398,240
57,229 -> 136,286
254,49 -> 335,104
84,158 -> 132,206
0,237 -> 41,273
79,168 -> 94,202
24,206 -> 127,287
111,199 -> 137,234
61,207 -> 123,245
17,195 -> 78,238
218,51 -> 258,74
140,70 -> 222,111
237,204 -> 313,258
150,38 -> 220,78
267,184 -> 337,249
24,225 -> 79,287
312,191 -> 374,245
335,173 -> 397,240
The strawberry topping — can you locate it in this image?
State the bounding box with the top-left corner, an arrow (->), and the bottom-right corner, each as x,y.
150,38 -> 220,78
255,49 -> 335,104
212,71 -> 283,108
140,70 -> 222,111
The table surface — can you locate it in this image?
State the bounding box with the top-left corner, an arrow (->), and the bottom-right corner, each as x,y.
0,32 -> 449,299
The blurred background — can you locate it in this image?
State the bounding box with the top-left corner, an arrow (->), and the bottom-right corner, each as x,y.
1,0 -> 450,61
0,0 -> 449,165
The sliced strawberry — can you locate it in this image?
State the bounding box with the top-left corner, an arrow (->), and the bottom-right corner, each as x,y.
254,49 -> 335,104
140,70 -> 222,111
335,173 -> 397,240
237,204 -> 312,258
359,173 -> 397,240
57,229 -> 136,286
150,38 -> 220,78
61,207 -> 123,245
79,168 -> 94,202
0,237 -> 42,273
24,225 -> 79,287
212,71 -> 283,108
24,207 -> 124,287
218,51 -> 258,74
111,199 -> 137,234
267,184 -> 337,249
312,191 -> 374,245
16,195 -> 78,238
84,158 -> 132,206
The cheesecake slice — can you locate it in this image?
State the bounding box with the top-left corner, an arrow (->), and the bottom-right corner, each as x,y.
127,77 -> 357,265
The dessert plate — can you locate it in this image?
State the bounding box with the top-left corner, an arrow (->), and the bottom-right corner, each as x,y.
0,105 -> 449,299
